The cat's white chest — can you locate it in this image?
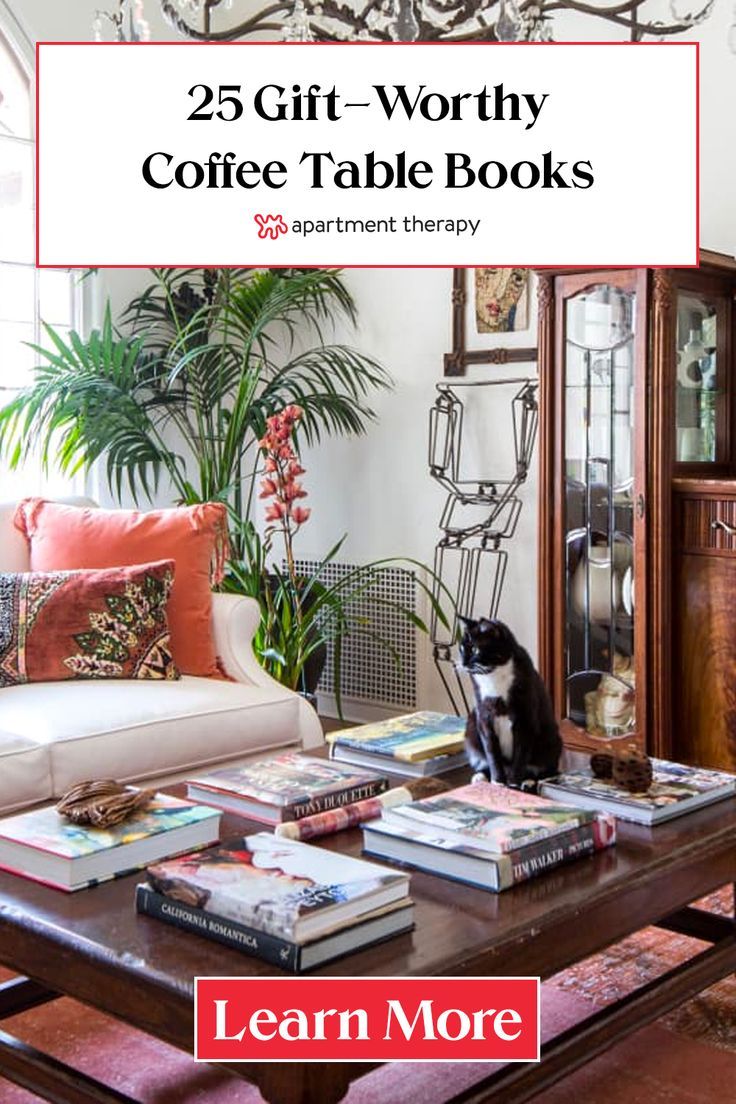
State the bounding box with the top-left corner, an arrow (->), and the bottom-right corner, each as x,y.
493,716 -> 514,761
473,661 -> 515,761
473,661 -> 515,703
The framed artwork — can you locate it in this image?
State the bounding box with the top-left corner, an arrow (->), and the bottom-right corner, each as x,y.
444,268 -> 538,377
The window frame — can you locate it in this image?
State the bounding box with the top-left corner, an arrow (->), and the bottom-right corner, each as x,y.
0,10 -> 85,500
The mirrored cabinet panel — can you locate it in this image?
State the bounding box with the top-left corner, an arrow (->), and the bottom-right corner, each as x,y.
564,285 -> 636,742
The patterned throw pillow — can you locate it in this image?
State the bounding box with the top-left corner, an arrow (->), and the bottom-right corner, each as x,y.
14,499 -> 228,678
0,561 -> 180,687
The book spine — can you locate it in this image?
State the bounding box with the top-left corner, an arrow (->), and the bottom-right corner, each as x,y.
329,735 -> 462,763
496,815 -> 617,890
283,779 -> 389,822
135,885 -> 302,971
328,736 -> 410,759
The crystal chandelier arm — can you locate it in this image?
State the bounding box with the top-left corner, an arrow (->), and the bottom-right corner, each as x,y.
538,0 -> 711,36
146,0 -> 724,46
316,0 -> 391,33
356,0 -> 392,22
532,0 -> 654,15
423,0 -> 496,31
160,0 -> 291,38
447,1 -> 497,32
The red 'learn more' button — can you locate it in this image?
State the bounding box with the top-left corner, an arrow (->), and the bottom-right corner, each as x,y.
194,976 -> 540,1063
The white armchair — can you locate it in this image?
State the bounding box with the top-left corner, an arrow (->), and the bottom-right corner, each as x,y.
0,501 -> 323,815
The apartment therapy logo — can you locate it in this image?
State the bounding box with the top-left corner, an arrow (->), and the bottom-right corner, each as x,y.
141,81 -> 595,194
195,977 -> 540,1063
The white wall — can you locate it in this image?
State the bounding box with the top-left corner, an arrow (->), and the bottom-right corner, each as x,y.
9,0 -> 736,713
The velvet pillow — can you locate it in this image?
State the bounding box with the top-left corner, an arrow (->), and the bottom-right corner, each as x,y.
14,500 -> 228,678
0,561 -> 179,686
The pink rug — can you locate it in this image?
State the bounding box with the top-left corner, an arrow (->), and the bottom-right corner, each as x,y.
2,977 -> 734,1103
551,887 -> 736,1053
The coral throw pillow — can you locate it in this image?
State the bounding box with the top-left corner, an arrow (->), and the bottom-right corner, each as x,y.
0,561 -> 179,686
14,500 -> 227,678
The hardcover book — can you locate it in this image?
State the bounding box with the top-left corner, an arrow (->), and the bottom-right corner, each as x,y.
146,831 -> 410,943
0,794 -> 221,892
136,884 -> 415,972
330,747 -> 469,778
382,781 -> 596,855
326,711 -> 467,772
186,753 -> 388,824
363,811 -> 616,892
539,759 -> 736,825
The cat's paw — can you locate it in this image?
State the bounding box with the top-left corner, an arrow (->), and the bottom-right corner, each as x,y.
471,771 -> 489,784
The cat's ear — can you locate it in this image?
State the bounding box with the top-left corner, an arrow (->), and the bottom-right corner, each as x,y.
495,619 -> 516,641
457,616 -> 477,641
480,618 -> 510,639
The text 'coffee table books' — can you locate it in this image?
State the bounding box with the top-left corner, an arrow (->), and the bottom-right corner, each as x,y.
539,758 -> 736,826
139,832 -> 412,971
327,711 -> 468,777
0,794 -> 221,892
186,753 -> 389,824
362,781 -> 616,892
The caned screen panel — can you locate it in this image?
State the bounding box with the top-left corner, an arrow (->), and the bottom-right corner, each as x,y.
289,560 -> 418,709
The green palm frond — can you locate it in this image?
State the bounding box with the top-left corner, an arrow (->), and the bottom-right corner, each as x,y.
0,306 -> 184,502
252,345 -> 389,443
0,268 -> 391,513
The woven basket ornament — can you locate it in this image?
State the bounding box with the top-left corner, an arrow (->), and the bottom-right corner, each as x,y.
56,780 -> 156,828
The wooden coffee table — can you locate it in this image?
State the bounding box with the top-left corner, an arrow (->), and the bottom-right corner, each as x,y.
1,772 -> 735,1104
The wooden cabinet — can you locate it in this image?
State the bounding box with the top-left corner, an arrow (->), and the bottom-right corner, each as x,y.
536,253 -> 736,765
673,481 -> 736,771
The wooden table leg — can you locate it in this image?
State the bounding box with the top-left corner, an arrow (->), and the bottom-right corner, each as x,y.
244,1061 -> 365,1104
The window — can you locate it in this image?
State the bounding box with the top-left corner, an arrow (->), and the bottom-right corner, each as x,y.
0,21 -> 81,502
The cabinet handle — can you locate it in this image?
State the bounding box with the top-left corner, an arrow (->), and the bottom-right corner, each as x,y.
711,519 -> 736,537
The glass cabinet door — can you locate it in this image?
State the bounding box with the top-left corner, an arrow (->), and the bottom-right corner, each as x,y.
675,289 -> 728,465
563,283 -> 638,742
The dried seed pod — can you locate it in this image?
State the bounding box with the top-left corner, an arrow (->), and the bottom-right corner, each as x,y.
612,747 -> 653,794
590,753 -> 614,780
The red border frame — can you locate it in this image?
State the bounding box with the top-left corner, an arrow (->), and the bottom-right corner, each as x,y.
35,40 -> 700,270
193,975 -> 541,1063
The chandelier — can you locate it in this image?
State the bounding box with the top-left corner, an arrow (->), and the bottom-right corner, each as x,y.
93,0 -> 736,48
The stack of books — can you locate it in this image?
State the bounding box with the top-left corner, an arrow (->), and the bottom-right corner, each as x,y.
137,832 -> 413,971
186,753 -> 388,824
540,757 -> 736,825
0,794 -> 221,892
327,711 -> 467,777
363,781 -> 615,892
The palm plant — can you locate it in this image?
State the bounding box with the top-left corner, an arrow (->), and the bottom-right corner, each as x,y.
0,268 -> 390,552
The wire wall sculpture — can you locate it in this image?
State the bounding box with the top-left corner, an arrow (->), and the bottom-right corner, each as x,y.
428,377 -> 539,713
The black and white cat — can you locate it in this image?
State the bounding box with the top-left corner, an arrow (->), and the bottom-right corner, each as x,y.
458,617 -> 562,789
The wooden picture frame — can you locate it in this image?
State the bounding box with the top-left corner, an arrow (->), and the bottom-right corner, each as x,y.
444,268 -> 538,377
